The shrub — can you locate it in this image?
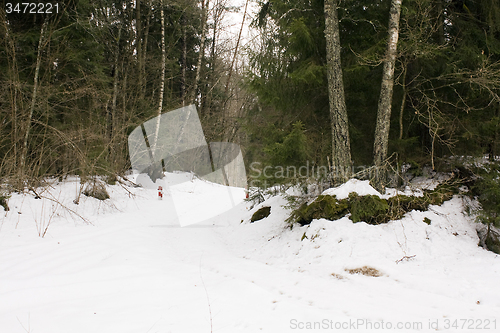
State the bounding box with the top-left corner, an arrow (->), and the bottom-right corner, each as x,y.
471,166 -> 500,230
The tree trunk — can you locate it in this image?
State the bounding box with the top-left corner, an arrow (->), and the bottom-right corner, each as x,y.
191,0 -> 209,105
324,0 -> 352,184
153,0 -> 166,154
109,25 -> 122,154
372,0 -> 403,192
181,15 -> 188,106
225,0 -> 249,96
140,1 -> 152,100
2,12 -> 20,171
20,19 -> 48,176
136,0 -> 143,99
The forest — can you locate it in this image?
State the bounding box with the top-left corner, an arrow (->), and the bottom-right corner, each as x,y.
1,0 -> 500,192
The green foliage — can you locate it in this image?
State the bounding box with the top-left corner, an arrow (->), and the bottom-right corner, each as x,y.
471,164 -> 500,229
249,121 -> 311,188
251,206 -> 271,222
264,121 -> 308,167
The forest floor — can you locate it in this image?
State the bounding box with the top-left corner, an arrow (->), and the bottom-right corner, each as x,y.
0,173 -> 499,332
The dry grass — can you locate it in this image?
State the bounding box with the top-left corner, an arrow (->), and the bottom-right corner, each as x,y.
345,266 -> 382,277
330,273 -> 346,280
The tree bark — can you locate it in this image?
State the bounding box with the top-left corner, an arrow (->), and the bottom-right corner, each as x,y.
372,0 -> 403,192
324,0 -> 352,184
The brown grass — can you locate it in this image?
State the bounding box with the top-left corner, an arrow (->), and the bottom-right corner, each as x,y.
345,266 -> 382,277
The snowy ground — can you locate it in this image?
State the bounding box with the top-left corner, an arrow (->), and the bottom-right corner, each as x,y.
0,174 -> 499,332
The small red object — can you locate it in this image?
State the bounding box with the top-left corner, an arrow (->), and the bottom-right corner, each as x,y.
245,187 -> 249,199
158,186 -> 163,199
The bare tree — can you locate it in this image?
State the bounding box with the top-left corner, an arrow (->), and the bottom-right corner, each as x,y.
372,0 -> 403,192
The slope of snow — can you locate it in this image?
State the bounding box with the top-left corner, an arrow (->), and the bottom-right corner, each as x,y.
0,174 -> 499,332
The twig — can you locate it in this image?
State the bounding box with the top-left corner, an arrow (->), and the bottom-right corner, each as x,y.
40,193 -> 92,225
396,255 -> 416,264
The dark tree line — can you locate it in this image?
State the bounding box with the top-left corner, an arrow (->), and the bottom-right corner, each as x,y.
246,0 -> 500,189
0,0 -> 247,187
2,0 -> 500,192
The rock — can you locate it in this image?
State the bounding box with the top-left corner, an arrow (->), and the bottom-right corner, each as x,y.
251,206 -> 271,222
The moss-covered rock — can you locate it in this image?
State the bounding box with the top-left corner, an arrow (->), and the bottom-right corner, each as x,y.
83,181 -> 110,200
293,195 -> 349,226
349,193 -> 389,224
287,179 -> 462,227
251,206 -> 271,222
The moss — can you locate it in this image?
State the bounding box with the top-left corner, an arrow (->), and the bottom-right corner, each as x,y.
287,180 -> 461,227
292,195 -> 349,226
349,193 -> 389,224
251,206 -> 271,222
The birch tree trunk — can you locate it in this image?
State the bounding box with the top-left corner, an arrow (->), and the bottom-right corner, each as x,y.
372,0 -> 403,192
153,0 -> 166,154
191,0 -> 208,104
324,0 -> 352,184
20,19 -> 48,176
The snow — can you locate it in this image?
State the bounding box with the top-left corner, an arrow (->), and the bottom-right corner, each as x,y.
1,173 -> 499,332
322,179 -> 382,199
